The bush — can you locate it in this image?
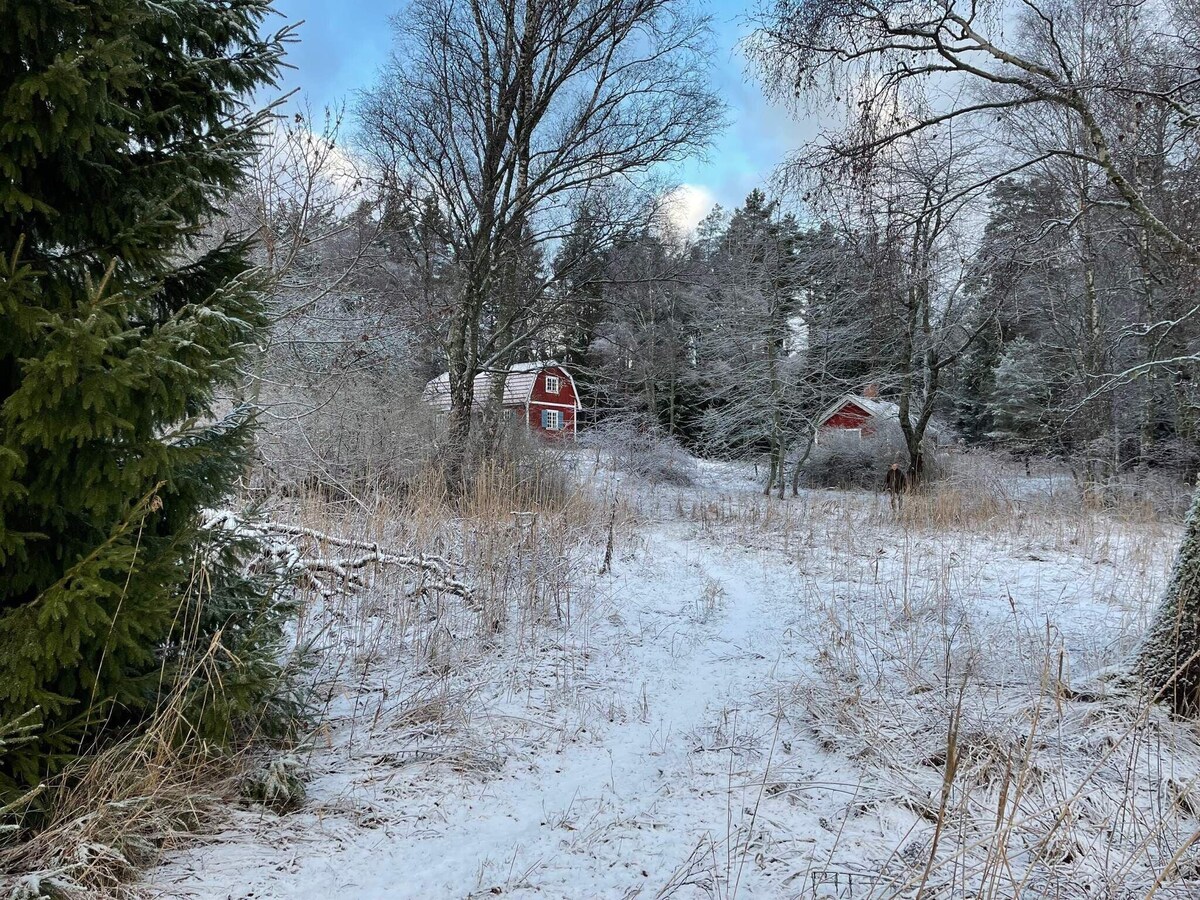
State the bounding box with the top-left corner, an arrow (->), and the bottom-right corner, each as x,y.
459,421 -> 577,511
801,422 -> 936,490
255,360 -> 592,519
583,413 -> 697,486
254,373 -> 443,499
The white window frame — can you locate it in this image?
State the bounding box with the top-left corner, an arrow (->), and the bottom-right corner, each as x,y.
543,409 -> 563,430
544,374 -> 561,394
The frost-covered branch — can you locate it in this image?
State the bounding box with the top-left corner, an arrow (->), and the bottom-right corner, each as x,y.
203,511 -> 477,605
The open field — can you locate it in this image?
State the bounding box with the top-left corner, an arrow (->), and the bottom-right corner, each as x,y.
145,454 -> 1199,899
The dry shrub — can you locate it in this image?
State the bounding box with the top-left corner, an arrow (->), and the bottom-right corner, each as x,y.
265,432 -> 618,775
411,447 -> 604,637
894,486 -> 1010,529
893,450 -> 1191,532
461,423 -> 581,514
253,372 -> 443,500
582,412 -> 697,486
1080,470 -> 1195,522
802,422 -> 937,490
894,454 -> 1017,529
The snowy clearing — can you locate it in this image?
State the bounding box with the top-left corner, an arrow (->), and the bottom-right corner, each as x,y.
148,457 -> 1200,899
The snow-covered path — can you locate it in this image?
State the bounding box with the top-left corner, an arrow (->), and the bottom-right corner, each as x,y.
151,509 -> 893,899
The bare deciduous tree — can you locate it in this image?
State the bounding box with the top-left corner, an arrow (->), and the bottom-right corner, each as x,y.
358,0 -> 723,488
751,0 -> 1199,259
753,0 -> 1200,710
803,131 -> 998,478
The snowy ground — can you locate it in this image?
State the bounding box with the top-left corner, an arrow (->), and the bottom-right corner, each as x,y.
148,456 -> 1200,899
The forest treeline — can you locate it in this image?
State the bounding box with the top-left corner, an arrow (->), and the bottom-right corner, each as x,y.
261,157 -> 1200,496
232,0 -> 1200,502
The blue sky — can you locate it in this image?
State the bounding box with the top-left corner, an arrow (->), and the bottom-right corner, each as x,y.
267,0 -> 821,225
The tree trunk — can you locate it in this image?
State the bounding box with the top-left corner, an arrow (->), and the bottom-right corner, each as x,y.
763,445 -> 779,496
443,399 -> 473,495
898,362 -> 938,486
1134,478 -> 1200,715
790,432 -> 815,496
1078,181 -> 1112,488
480,364 -> 510,456
443,321 -> 477,494
777,439 -> 787,499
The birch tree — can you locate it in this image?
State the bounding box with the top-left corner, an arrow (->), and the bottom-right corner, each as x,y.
357,0 -> 722,488
753,0 -> 1200,709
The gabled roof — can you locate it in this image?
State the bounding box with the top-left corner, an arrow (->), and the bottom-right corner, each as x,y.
816,393 -> 901,428
816,393 -> 948,437
422,361 -> 581,412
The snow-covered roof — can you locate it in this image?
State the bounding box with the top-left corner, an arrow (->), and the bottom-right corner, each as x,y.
422,361 -> 581,411
816,393 -> 901,427
816,393 -> 948,437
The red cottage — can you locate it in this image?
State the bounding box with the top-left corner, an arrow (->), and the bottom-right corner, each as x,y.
814,392 -> 901,442
422,362 -> 582,437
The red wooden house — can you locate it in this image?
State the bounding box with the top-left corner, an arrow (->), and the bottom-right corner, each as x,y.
814,392 -> 901,442
422,362 -> 582,437
815,388 -> 945,445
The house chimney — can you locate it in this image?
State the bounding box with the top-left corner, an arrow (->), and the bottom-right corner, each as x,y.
863,382 -> 879,399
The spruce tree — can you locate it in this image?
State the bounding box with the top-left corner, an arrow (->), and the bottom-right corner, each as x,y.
554,205 -> 609,375
951,322 -> 1000,443
0,1 -> 291,790
986,338 -> 1051,451
1134,479 -> 1200,715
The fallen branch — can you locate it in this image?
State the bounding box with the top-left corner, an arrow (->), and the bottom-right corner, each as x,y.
202,511 -> 477,604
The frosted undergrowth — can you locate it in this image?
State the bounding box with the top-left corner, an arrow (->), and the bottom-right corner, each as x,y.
146,458 -> 1197,899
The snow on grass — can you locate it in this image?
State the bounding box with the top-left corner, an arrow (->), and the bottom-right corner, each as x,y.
147,457 -> 1199,899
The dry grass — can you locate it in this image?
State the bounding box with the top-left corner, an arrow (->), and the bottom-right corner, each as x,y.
2,445 -> 618,900
285,452 -> 614,666
10,446 -> 1192,899
1,738 -> 227,899
669,453 -> 1178,581
259,449 -> 623,817
0,640 -> 260,900
662,457 -> 1197,899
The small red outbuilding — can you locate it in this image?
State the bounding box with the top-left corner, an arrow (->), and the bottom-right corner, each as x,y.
814,392 -> 901,441
422,362 -> 582,437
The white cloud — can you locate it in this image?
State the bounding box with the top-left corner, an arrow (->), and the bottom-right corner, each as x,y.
662,183 -> 717,234
253,119 -> 371,218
